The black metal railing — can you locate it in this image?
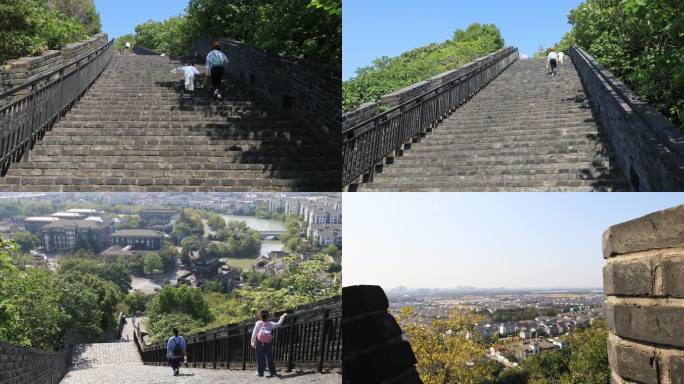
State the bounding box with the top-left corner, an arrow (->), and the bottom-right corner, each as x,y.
342,47 -> 519,187
134,296 -> 341,373
0,39 -> 114,176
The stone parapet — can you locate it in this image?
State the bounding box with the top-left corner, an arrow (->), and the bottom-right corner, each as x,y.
0,342 -> 67,384
343,46 -> 517,128
603,205 -> 684,383
0,33 -> 108,96
570,45 -> 684,191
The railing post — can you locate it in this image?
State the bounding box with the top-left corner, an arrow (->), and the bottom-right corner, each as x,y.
318,310 -> 330,373
213,332 -> 217,369
286,316 -> 297,372
242,325 -> 249,371
225,326 -> 231,369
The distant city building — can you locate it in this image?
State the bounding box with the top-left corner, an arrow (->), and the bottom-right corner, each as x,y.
41,218 -> 115,253
268,199 -> 286,213
311,225 -> 342,246
51,212 -> 85,220
110,229 -> 163,250
24,216 -> 60,234
139,209 -> 177,224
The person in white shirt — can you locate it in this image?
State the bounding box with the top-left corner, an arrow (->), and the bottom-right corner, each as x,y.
173,66 -> 200,92
558,51 -> 565,65
251,310 -> 287,377
547,49 -> 559,76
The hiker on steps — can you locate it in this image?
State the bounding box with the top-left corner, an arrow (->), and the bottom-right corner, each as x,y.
558,51 -> 565,65
173,65 -> 201,92
206,41 -> 230,99
547,49 -> 559,76
251,310 -> 287,378
167,328 -> 187,376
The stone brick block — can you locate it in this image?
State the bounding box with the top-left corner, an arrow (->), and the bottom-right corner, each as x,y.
603,260 -> 653,296
662,257 -> 684,298
603,205 -> 684,258
608,336 -> 658,384
671,356 -> 684,384
608,303 -> 684,347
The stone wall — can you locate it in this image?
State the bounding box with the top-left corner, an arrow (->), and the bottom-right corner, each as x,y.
343,285 -> 422,384
0,33 -> 109,96
570,46 -> 684,191
188,38 -> 341,146
342,46 -> 518,131
603,204 -> 684,383
0,342 -> 67,384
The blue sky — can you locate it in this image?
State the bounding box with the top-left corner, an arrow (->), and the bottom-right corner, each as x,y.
343,193 -> 684,290
343,0 -> 584,79
94,0 -> 188,39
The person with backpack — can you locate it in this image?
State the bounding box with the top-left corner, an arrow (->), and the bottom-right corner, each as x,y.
205,41 -> 229,99
251,310 -> 287,377
166,328 -> 186,376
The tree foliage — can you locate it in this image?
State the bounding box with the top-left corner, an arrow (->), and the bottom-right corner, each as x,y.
397,307 -> 494,384
60,258 -> 131,293
0,0 -> 99,64
563,0 -> 684,129
146,285 -> 212,342
123,0 -> 340,65
343,23 -> 505,111
12,231 -> 40,252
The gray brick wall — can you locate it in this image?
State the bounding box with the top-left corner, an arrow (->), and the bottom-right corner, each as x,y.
603,205 -> 684,384
571,46 -> 684,191
0,342 -> 67,384
188,38 -> 340,146
0,33 -> 108,98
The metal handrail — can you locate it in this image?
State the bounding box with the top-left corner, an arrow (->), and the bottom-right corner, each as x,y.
136,296 -> 341,373
342,47 -> 519,187
0,39 -> 115,175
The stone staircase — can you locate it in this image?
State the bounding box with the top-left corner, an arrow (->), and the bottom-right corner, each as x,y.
0,55 -> 340,191
358,58 -> 628,192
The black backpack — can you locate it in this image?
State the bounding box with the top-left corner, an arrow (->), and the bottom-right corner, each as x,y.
172,336 -> 182,355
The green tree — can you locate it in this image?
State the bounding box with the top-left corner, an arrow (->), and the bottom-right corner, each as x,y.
563,0 -> 684,128
60,258 -> 131,292
522,349 -> 569,383
12,231 -> 40,252
207,214 -> 226,231
47,0 -> 101,34
133,16 -> 191,57
146,285 -> 212,341
143,253 -> 163,275
562,320 -> 610,384
343,23 -> 505,111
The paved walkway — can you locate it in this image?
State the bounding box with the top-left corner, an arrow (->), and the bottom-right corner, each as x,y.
60,366 -> 340,384
59,321 -> 339,383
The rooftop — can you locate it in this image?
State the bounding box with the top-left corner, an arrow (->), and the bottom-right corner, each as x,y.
111,229 -> 163,237
43,219 -> 108,230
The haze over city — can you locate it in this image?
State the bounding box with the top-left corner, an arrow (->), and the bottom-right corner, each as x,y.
343,193 -> 684,290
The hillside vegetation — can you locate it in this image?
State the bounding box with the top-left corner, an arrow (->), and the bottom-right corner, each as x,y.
115,0 -> 341,66
342,23 -> 505,112
543,0 -> 684,129
0,0 -> 101,64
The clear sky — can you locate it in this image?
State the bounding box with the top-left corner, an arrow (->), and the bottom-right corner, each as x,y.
94,0 -> 188,39
343,0 -> 584,80
343,193 -> 684,290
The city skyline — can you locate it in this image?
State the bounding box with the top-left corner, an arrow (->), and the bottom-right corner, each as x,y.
343,193 -> 684,289
343,0 -> 583,79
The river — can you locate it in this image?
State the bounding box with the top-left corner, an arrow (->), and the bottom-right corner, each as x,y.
221,214 -> 286,257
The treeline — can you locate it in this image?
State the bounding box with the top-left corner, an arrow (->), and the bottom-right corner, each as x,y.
116,0 -> 341,65
0,0 -> 101,64
0,237 -> 125,351
343,23 -> 505,111
545,0 -> 683,129
143,252 -> 341,342
398,306 -> 610,384
491,307 -> 557,322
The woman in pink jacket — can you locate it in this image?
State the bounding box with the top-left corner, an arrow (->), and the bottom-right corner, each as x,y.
251,309 -> 287,377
